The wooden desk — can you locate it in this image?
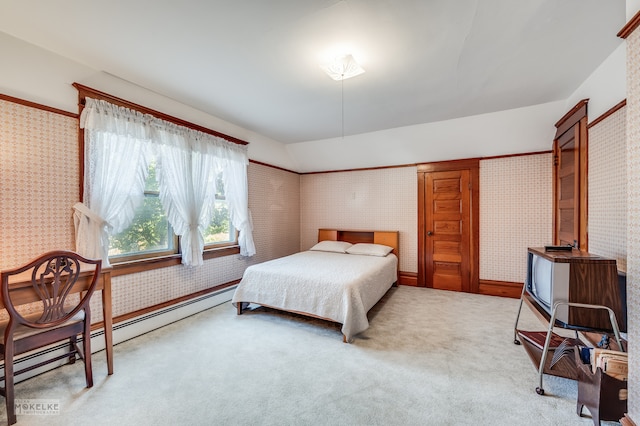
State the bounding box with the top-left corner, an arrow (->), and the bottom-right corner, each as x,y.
2,267 -> 113,375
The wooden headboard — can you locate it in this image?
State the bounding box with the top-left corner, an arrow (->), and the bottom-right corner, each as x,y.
317,229 -> 399,258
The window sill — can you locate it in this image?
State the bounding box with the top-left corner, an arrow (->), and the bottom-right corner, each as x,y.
110,245 -> 241,277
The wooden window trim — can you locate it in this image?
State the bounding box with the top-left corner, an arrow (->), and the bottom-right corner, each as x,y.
110,245 -> 241,277
73,83 -> 245,276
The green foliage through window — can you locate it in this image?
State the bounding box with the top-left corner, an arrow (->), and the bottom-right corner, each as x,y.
109,161 -> 173,257
109,163 -> 235,260
204,173 -> 235,244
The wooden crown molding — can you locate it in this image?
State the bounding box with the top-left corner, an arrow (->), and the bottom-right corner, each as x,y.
0,93 -> 78,118
249,159 -> 299,175
588,99 -> 626,129
2,90 -> 562,176
618,9 -> 640,39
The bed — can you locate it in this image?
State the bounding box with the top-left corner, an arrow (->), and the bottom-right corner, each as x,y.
232,229 -> 399,342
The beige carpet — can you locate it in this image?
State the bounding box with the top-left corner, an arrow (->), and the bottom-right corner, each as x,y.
0,286 -> 619,425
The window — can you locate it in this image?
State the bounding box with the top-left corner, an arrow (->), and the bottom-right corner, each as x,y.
203,172 -> 236,246
108,164 -> 237,263
108,160 -> 177,261
74,86 -> 255,268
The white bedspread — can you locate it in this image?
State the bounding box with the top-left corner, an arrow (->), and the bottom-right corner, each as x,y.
231,250 -> 398,341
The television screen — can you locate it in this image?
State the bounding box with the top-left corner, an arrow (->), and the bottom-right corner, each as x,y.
531,254 -> 553,309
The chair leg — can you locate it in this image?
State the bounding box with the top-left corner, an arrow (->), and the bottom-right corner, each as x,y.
69,335 -> 77,364
4,346 -> 16,425
82,324 -> 93,388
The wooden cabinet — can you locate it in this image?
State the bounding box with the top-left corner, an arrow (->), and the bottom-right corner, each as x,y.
526,247 -> 624,331
553,100 -> 588,250
514,248 -> 626,396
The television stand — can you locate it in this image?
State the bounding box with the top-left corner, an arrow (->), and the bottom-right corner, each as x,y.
513,287 -> 624,395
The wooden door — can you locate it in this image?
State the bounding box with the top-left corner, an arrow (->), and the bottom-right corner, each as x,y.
418,160 -> 479,292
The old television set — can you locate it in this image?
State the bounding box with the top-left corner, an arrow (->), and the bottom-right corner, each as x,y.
525,248 -> 626,332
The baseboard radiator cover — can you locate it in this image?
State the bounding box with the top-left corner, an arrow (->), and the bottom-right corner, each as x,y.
0,285 -> 236,385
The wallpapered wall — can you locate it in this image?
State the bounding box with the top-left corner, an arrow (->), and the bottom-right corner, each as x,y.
300,167 -> 418,274
588,106 -> 627,270
0,98 -> 301,322
480,154 -> 552,283
0,100 -> 77,268
1,91 -> 634,417
626,25 -> 640,423
300,157 -> 553,282
110,162 -> 301,319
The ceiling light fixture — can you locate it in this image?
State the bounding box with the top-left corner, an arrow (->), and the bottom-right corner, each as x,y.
320,54 -> 365,81
320,54 -> 365,139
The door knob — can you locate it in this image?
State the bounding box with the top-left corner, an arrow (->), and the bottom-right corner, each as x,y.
427,231 -> 433,236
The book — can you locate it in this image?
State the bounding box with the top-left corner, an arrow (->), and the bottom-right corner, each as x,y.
544,245 -> 573,251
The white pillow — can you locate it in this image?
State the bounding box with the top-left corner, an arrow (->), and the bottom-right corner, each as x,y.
346,243 -> 394,257
309,240 -> 353,253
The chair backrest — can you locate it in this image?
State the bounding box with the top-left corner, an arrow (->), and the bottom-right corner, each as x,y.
0,251 -> 102,329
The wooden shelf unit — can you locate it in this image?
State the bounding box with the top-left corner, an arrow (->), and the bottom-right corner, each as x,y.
514,290 -> 625,395
514,248 -> 625,396
517,329 -> 580,380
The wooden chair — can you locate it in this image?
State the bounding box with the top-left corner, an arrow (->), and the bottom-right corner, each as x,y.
0,251 -> 101,425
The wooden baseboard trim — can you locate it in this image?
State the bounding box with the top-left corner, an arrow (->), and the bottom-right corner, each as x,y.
399,271 -> 418,286
110,280 -> 240,326
478,280 -> 523,298
621,414 -> 637,426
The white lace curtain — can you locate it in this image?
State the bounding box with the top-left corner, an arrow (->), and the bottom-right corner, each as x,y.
74,97 -> 255,267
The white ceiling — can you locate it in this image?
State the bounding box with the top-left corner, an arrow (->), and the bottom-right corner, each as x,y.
0,0 -> 625,144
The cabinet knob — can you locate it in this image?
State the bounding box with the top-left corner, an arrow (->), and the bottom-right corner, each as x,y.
427,231 -> 433,236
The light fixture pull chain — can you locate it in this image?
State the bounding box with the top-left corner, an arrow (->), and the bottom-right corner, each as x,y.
341,75 -> 344,139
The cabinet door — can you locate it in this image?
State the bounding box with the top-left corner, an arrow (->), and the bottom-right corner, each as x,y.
554,127 -> 580,247
553,100 -> 588,250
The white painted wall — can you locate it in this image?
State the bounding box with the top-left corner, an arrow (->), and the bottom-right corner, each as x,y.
0,27 -> 627,175
0,30 -> 579,176
0,32 -> 95,111
286,101 -> 565,173
565,43 -> 626,120
0,31 -> 299,172
629,0 -> 640,20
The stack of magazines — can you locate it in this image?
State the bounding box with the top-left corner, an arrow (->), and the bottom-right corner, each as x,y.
576,344 -> 628,380
589,348 -> 628,380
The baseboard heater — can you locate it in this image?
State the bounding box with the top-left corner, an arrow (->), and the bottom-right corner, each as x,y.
2,285 -> 236,385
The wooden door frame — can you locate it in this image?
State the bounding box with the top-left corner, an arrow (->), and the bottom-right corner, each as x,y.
417,158 -> 479,292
